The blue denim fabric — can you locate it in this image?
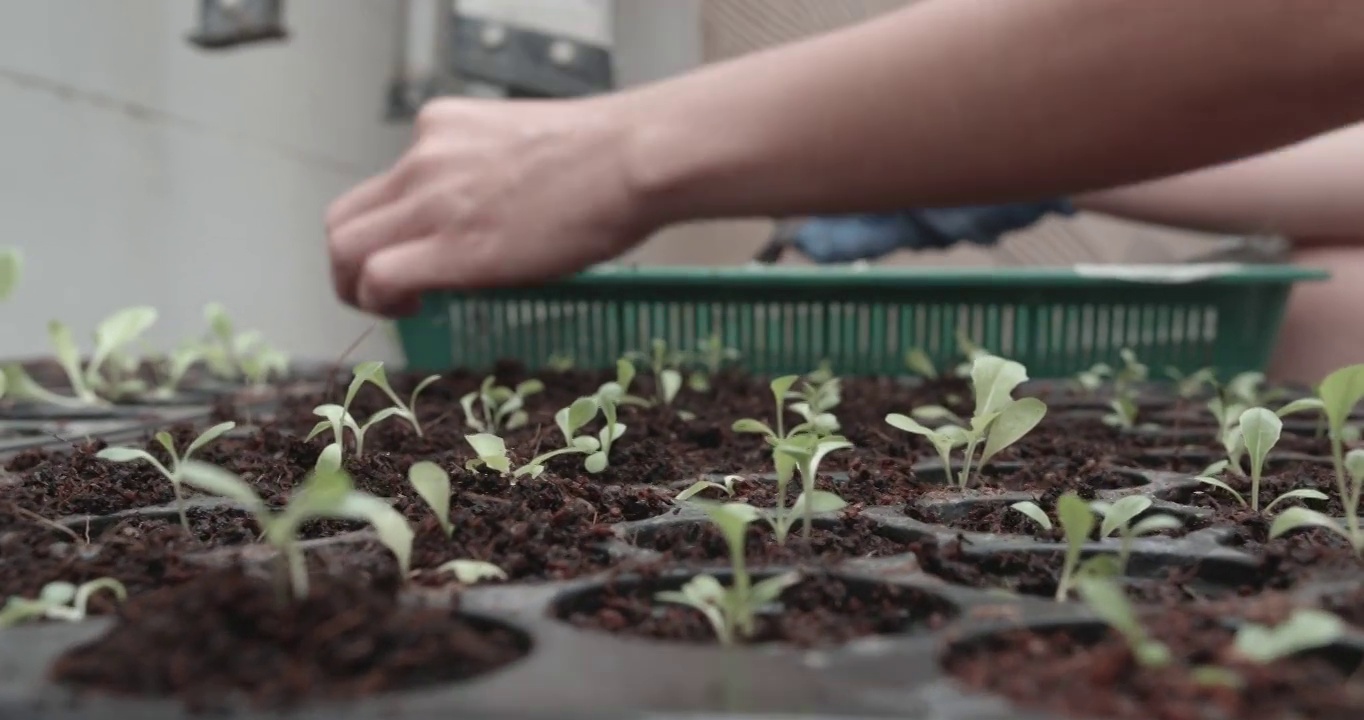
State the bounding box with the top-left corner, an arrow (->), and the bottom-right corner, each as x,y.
789,199 -> 1076,263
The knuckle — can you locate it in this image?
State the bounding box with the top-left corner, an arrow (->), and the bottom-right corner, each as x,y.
414,98 -> 456,132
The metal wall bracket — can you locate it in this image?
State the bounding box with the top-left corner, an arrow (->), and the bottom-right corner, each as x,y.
188,0 -> 288,50
448,14 -> 613,98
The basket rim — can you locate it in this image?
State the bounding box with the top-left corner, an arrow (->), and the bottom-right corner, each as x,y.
439,262 -> 1327,292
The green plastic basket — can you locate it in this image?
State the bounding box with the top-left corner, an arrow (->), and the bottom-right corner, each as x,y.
394,264 -> 1326,378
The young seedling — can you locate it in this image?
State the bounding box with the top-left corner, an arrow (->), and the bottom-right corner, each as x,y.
1165,366 -> 1217,400
0,247 -> 19,304
1192,460 -> 1328,516
785,373 -> 842,437
461,375 -> 545,433
1268,364 -> 1364,552
147,342 -> 207,400
1089,495 -> 1182,573
0,578 -> 127,629
1229,608 -> 1345,664
654,502 -> 801,646
772,432 -> 852,541
4,307 -> 159,407
1010,492 -> 1097,601
178,461 -> 414,601
348,362 -> 441,436
200,303 -> 289,384
1101,348 -> 1148,429
624,339 -> 691,406
952,329 -> 991,376
307,362 -> 409,465
904,347 -> 938,379
733,375 -> 803,444
675,475 -> 743,503
405,462 -> 512,583
583,390 -> 625,473
526,396 -> 612,476
886,355 -> 1048,489
545,353 -> 575,372
689,333 -> 741,392
96,421 -> 236,532
1271,448 -> 1364,553
1075,575 -> 1171,668
464,434 -> 513,476
596,359 -> 651,408
409,461 -> 454,537
1075,362 -> 1111,395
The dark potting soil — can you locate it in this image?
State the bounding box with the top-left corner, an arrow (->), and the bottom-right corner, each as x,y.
627,513 -> 913,565
558,571 -> 955,647
48,567 -> 528,713
944,606 -> 1364,720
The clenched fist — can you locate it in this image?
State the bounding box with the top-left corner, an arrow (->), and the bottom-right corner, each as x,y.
325,97 -> 654,317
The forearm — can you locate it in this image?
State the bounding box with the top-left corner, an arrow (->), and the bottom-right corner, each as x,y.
1075,123 -> 1364,238
611,0 -> 1364,226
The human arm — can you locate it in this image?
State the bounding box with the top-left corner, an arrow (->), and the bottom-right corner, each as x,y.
1075,123 -> 1364,240
621,0 -> 1364,223
328,0 -> 1364,315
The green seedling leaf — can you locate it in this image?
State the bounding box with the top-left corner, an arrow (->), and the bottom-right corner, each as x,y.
435,560 -> 508,584
732,418 -> 774,436
1010,501 -> 1052,531
315,443 -> 343,473
1240,408 -> 1281,467
95,447 -> 159,466
465,433 -> 506,459
1318,364 -> 1364,437
789,490 -> 848,517
1277,397 -> 1325,418
185,422 -> 235,459
905,348 -> 937,378
1346,448 -> 1364,482
1233,609 -> 1345,664
656,575 -> 732,645
337,492 -> 414,576
49,321 -> 91,400
1075,575 -> 1171,667
178,460 -> 265,513
1239,407 -> 1281,511
408,462 -> 452,536
979,398 -> 1047,468
1128,514 -> 1182,537
1269,506 -> 1351,542
660,369 -> 683,404
516,379 -> 545,398
1055,492 -> 1096,601
970,355 -> 1028,419
0,248 -> 20,302
616,359 -> 636,391
584,452 -> 608,474
205,302 -> 233,343
559,396 -> 599,440
90,307 -> 158,374
750,571 -> 801,605
770,375 -> 799,402
911,406 -> 963,423
1262,489 -> 1329,515
676,477 -> 742,503
703,502 -> 762,549
1098,495 -> 1152,539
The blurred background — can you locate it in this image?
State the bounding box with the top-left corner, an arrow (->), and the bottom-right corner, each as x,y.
0,0 -> 1250,363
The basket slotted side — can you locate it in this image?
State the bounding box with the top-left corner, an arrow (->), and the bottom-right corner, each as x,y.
395,265 -> 1325,378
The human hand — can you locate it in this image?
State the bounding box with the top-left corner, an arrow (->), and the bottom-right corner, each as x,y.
326,96 -> 652,317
